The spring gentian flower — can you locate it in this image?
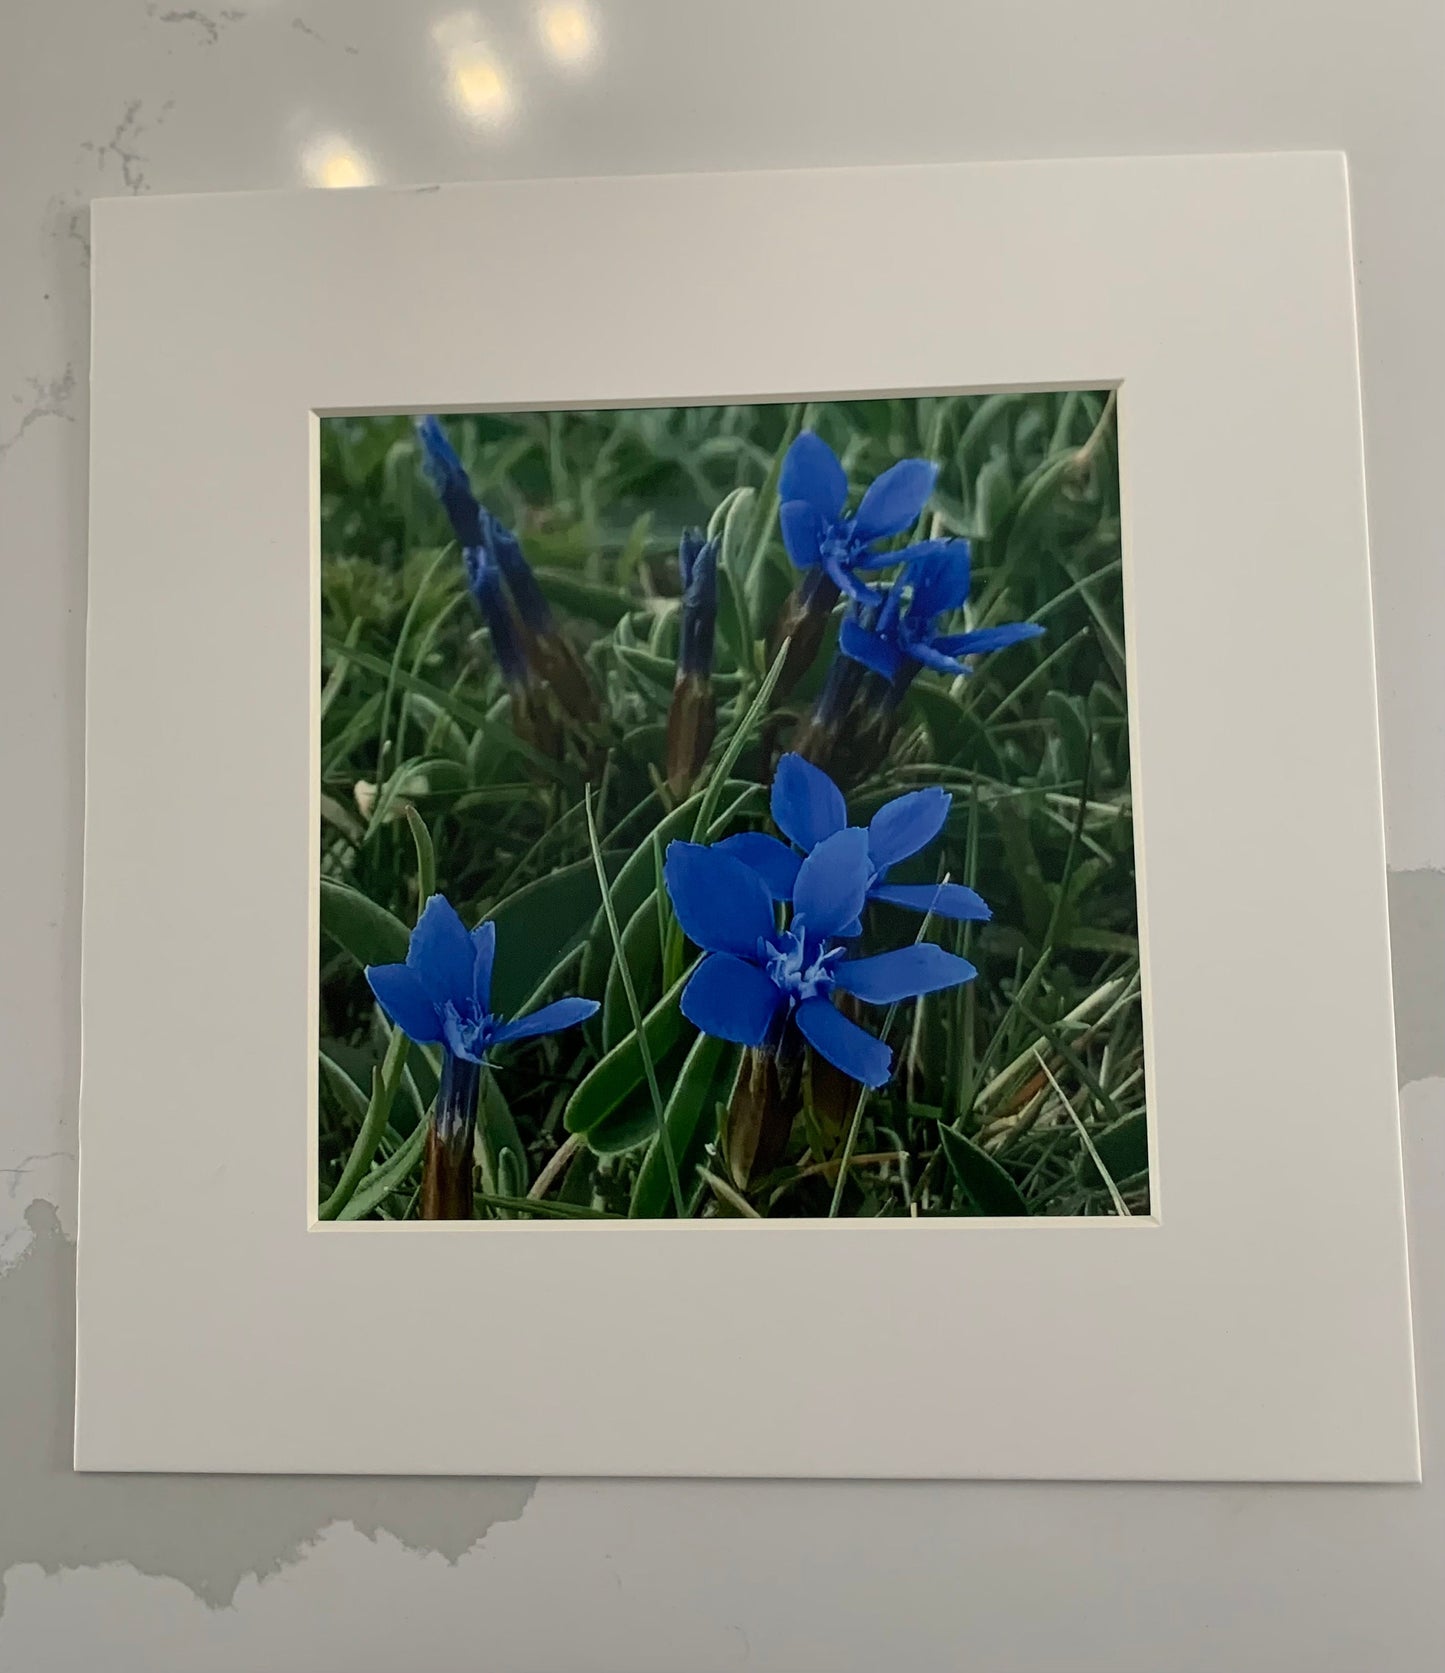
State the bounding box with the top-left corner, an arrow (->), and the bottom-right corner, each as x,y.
666,528 -> 719,794
415,416 -> 598,718
770,429 -> 942,696
664,829 -> 975,1089
716,752 -> 991,926
367,894 -> 598,1061
779,431 -> 939,607
366,895 -> 597,1218
840,540 -> 1044,684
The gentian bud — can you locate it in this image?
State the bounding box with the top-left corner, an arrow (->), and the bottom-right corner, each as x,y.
416,415 -> 601,723
666,530 -> 719,795
723,1038 -> 803,1189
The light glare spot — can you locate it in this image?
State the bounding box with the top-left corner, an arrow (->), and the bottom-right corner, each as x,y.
540,2 -> 596,65
302,136 -> 374,190
433,12 -> 515,128
451,47 -> 512,121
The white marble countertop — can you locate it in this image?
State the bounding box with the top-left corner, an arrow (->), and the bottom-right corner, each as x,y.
3,2 -> 1443,1668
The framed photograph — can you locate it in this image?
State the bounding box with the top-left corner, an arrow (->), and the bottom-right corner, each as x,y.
315,392 -> 1132,1226
77,153 -> 1418,1479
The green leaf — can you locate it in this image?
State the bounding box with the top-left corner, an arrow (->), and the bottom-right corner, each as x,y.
580,1105 -> 664,1156
477,1072 -> 529,1201
320,879 -> 408,969
534,567 -> 632,626
318,1048 -> 370,1127
563,965 -> 695,1137
904,683 -> 1003,775
714,561 -> 751,676
938,1124 -> 1030,1217
321,639 -> 571,783
404,804 -> 436,905
1080,1109 -> 1148,1186
972,453 -> 1016,538
716,485 -> 757,671
486,856 -> 616,1018
631,1032 -> 731,1216
336,1116 -> 427,1221
992,799 -> 1054,946
603,888 -> 663,1052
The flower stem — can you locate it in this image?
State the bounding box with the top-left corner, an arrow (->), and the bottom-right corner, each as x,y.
421,1051 -> 481,1220
827,879 -> 949,1218
584,784 -> 687,1219
527,1131 -> 582,1202
689,634 -> 791,844
318,1023 -> 410,1221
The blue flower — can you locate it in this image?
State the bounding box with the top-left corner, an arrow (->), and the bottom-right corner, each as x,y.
415,415 -> 487,549
415,417 -> 600,720
676,527 -> 718,681
415,417 -> 535,687
778,430 -> 940,607
840,540 -> 1044,682
366,895 -> 598,1064
664,829 -> 976,1088
715,752 -> 992,927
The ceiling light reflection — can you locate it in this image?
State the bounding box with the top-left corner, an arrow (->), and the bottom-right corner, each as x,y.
540,2 -> 597,67
451,47 -> 513,123
433,12 -> 515,128
302,135 -> 374,189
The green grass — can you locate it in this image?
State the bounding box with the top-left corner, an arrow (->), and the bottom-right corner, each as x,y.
317,392 -> 1147,1219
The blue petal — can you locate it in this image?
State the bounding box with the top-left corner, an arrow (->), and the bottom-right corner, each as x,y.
779,500 -> 825,569
906,541 -> 972,619
832,943 -> 978,1004
779,431 -> 848,520
935,621 -> 1046,656
795,997 -> 891,1088
714,831 -> 802,900
407,895 -> 477,1008
664,841 -> 777,957
852,458 -> 938,542
681,952 -> 784,1046
826,551 -> 886,608
491,996 -> 599,1043
770,753 -> 847,852
677,527 -> 705,589
837,915 -> 864,939
870,882 -> 992,922
792,827 -> 873,940
839,614 -> 902,681
415,416 -> 485,549
867,787 -> 952,869
909,640 -> 967,676
366,962 -> 443,1044
471,919 -> 497,1010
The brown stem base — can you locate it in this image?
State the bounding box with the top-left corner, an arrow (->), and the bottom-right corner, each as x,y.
421,1125 -> 476,1219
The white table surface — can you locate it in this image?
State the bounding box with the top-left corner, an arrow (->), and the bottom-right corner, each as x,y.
3,2 -> 1443,1668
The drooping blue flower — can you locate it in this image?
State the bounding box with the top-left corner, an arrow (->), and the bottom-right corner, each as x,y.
676,527 -> 718,681
664,829 -> 976,1088
715,752 -> 991,926
667,528 -> 720,795
840,539 -> 1044,683
415,415 -> 487,548
366,894 -> 598,1064
415,417 -> 533,688
778,430 -> 940,607
415,416 -> 600,720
